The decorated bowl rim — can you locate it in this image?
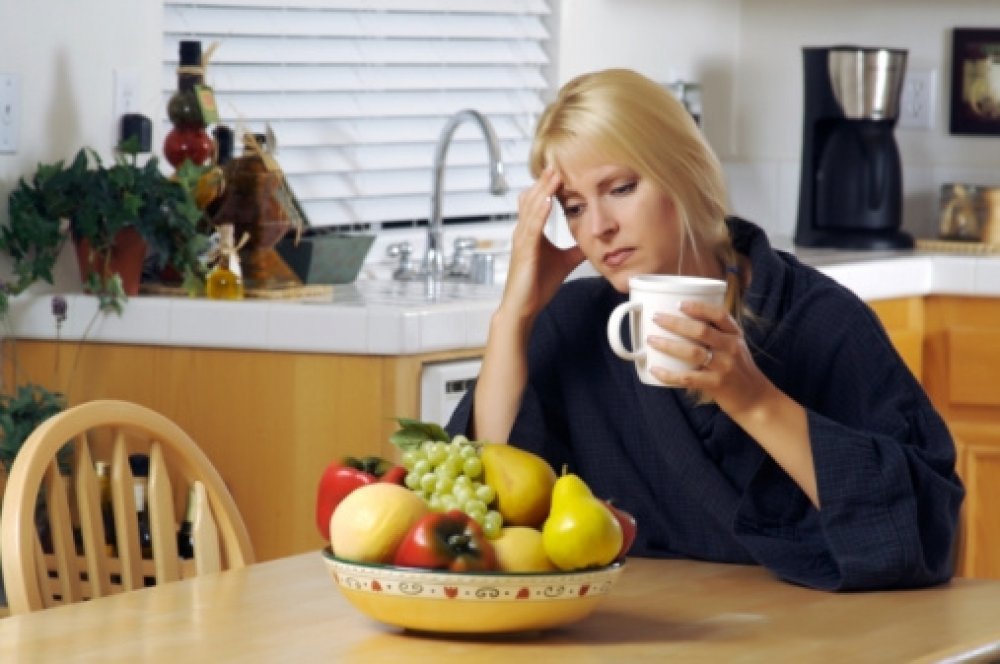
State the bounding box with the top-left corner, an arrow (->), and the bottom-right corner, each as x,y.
321,547 -> 625,578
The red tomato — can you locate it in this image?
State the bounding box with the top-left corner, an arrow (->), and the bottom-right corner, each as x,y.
393,510 -> 498,572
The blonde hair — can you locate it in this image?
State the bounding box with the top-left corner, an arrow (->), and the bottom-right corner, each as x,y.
530,68 -> 745,321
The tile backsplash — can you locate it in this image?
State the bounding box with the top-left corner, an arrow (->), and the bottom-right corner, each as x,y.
723,160 -> 1000,243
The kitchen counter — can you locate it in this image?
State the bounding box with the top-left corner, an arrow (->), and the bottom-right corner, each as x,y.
5,250 -> 1000,355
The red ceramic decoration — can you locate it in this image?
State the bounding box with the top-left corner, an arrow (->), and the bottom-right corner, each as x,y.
163,126 -> 214,169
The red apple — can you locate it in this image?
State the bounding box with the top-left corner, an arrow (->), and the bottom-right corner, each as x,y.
605,500 -> 637,561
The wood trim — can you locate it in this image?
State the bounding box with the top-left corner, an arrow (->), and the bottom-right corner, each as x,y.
869,297 -> 924,379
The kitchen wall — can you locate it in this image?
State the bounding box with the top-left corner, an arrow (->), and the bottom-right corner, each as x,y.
0,2 -> 161,178
2,0 -> 999,285
557,0 -> 1000,241
557,0 -> 742,161
0,1 -> 162,290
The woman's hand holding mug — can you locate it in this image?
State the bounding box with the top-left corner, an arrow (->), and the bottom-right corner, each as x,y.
607,274 -> 727,387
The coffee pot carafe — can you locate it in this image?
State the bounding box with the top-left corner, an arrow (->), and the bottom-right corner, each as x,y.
795,46 -> 913,249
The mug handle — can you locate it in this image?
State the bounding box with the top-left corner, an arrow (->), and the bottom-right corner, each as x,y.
607,301 -> 644,361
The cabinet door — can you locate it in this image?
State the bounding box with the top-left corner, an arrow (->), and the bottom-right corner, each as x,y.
946,327 -> 1000,407
923,296 -> 1000,422
951,423 -> 1000,579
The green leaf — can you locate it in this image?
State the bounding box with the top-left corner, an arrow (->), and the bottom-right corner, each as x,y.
389,417 -> 451,451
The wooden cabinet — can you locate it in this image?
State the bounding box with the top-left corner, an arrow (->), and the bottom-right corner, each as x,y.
3,340 -> 483,562
869,297 -> 924,380
871,296 -> 1000,579
950,422 -> 1000,579
920,297 -> 1000,579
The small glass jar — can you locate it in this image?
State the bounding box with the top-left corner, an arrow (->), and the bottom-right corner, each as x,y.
206,223 -> 245,300
939,184 -> 984,242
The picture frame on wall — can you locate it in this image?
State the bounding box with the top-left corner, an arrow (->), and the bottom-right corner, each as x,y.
950,27 -> 1000,136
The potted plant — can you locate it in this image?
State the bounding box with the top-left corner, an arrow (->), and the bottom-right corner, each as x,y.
0,383 -> 66,476
0,381 -> 66,609
1,138 -> 209,314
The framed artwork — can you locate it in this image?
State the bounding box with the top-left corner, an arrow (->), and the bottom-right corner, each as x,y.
950,28 -> 1000,135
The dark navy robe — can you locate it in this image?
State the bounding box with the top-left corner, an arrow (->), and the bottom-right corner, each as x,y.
447,218 -> 963,591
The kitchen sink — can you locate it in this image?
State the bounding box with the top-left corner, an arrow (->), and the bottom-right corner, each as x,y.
325,278 -> 503,307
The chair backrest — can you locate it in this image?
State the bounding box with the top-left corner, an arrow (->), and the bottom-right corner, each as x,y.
0,399 -> 255,614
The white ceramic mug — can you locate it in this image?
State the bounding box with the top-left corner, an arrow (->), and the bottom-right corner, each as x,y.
606,274 -> 727,386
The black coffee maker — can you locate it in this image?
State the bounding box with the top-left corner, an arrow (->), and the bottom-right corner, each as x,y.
795,46 -> 913,249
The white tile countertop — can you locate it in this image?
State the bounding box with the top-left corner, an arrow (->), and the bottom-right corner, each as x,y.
6,250 -> 1000,356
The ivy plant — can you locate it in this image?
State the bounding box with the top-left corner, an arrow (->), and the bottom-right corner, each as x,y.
0,383 -> 67,473
0,137 -> 210,315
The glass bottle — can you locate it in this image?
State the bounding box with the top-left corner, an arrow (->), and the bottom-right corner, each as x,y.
215,124 -> 235,166
211,132 -> 301,287
206,223 -> 245,300
128,454 -> 155,587
176,485 -> 196,560
95,461 -> 117,556
196,124 -> 234,215
127,454 -> 154,558
163,40 -> 214,170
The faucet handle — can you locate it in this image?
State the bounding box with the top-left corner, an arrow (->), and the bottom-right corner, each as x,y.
453,237 -> 477,252
386,241 -> 412,260
447,236 -> 477,276
387,241 -> 416,280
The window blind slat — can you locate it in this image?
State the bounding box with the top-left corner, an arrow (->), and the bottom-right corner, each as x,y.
176,65 -> 547,94
303,194 -> 521,229
287,164 -> 534,201
163,1 -> 551,229
208,117 -> 535,149
165,0 -> 549,15
213,91 -> 542,121
165,8 -> 548,40
165,38 -> 548,66
274,139 -> 534,175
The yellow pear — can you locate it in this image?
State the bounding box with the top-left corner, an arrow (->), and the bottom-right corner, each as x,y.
542,472 -> 622,571
492,526 -> 557,573
480,443 -> 557,528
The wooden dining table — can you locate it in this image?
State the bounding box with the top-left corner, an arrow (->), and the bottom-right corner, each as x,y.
1,552 -> 998,662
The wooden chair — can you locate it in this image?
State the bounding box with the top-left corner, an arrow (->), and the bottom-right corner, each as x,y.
0,399 -> 254,615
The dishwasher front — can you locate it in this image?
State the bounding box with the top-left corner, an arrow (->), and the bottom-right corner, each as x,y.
420,358 -> 482,425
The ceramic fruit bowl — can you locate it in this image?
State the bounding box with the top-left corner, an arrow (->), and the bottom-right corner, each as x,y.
322,548 -> 626,634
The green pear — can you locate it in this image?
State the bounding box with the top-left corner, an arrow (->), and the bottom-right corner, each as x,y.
542,472 -> 623,571
480,443 -> 557,528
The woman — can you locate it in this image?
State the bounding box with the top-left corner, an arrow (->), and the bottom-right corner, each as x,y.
446,68 -> 963,591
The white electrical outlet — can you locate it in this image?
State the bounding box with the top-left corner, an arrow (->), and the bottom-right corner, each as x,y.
898,67 -> 935,130
113,68 -> 140,144
0,72 -> 21,153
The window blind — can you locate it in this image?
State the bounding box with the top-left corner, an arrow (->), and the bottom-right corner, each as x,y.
162,0 -> 552,231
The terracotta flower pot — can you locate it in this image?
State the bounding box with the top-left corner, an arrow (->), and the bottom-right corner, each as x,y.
73,226 -> 148,296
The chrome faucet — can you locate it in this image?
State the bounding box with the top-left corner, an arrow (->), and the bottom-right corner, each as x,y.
422,109 -> 508,281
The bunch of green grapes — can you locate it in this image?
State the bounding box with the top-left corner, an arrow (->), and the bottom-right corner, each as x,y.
401,435 -> 503,537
